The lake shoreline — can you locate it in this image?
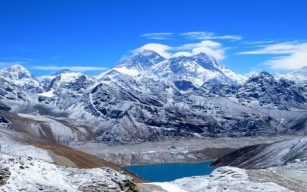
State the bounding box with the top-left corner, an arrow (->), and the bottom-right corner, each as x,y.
125,161 -> 215,182
70,136 -> 296,166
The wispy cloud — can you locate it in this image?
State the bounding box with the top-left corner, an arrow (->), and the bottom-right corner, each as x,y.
0,61 -> 28,68
135,40 -> 225,60
140,32 -> 174,40
181,32 -> 242,41
141,31 -> 242,41
238,41 -> 307,70
244,40 -> 280,45
31,66 -> 108,72
173,40 -> 225,60
135,43 -> 172,58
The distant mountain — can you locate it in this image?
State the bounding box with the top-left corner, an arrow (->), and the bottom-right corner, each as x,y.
275,66 -> 307,83
150,53 -> 244,87
0,76 -> 32,103
97,50 -> 166,79
237,71 -> 305,108
98,50 -> 245,88
0,64 -> 42,93
0,51 -> 306,143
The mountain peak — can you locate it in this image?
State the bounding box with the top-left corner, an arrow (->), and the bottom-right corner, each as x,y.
127,49 -> 166,63
192,52 -> 211,59
0,64 -> 43,93
274,66 -> 307,83
3,64 -> 32,80
169,52 -> 221,72
258,71 -> 274,78
53,69 -> 72,76
134,49 -> 162,57
108,49 -> 166,77
246,71 -> 275,84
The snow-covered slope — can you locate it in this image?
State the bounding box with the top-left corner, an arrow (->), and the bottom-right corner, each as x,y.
0,128 -> 53,162
0,153 -> 137,192
0,110 -> 140,191
237,71 -> 306,108
97,50 -> 166,79
98,51 -> 245,87
212,137 -> 307,169
0,77 -> 33,103
150,53 -> 245,87
275,66 -> 307,83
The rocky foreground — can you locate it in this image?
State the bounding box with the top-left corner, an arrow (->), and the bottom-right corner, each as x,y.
0,154 -> 137,192
139,163 -> 307,192
1,112 -> 307,191
1,129 -> 307,191
0,121 -> 141,192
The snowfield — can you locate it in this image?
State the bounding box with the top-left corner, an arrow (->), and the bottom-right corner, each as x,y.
0,129 -> 53,162
17,113 -> 86,143
0,154 -> 137,192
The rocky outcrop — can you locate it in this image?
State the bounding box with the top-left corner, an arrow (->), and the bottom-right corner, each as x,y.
211,137 -> 307,169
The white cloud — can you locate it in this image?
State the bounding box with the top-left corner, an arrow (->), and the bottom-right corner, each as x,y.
181,32 -> 242,40
244,70 -> 260,78
244,40 -> 279,45
135,43 -> 172,58
0,61 -> 27,67
134,40 -> 225,60
31,66 -> 108,72
172,51 -> 193,57
175,40 -> 225,60
141,32 -> 174,40
238,41 -> 307,70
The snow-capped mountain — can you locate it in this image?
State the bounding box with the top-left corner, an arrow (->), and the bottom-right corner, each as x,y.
0,51 -> 306,143
98,50 -> 245,88
38,69 -> 96,92
275,66 -> 307,83
97,50 -> 166,79
0,64 -> 42,93
0,77 -> 32,103
237,71 -> 305,108
151,53 -> 245,87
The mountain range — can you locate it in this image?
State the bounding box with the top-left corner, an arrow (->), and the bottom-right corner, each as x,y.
0,50 -> 306,144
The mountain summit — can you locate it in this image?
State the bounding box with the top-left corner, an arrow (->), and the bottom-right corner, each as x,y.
0,64 -> 42,93
98,50 -> 245,87
1,64 -> 32,80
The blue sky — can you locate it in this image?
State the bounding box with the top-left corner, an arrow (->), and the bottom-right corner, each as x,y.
0,0 -> 307,76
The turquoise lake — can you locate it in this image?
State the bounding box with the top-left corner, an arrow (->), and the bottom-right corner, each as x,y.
125,161 -> 214,182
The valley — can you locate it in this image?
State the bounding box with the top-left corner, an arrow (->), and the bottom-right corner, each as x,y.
2,0 -> 307,191
71,136 -> 295,165
0,50 -> 306,191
